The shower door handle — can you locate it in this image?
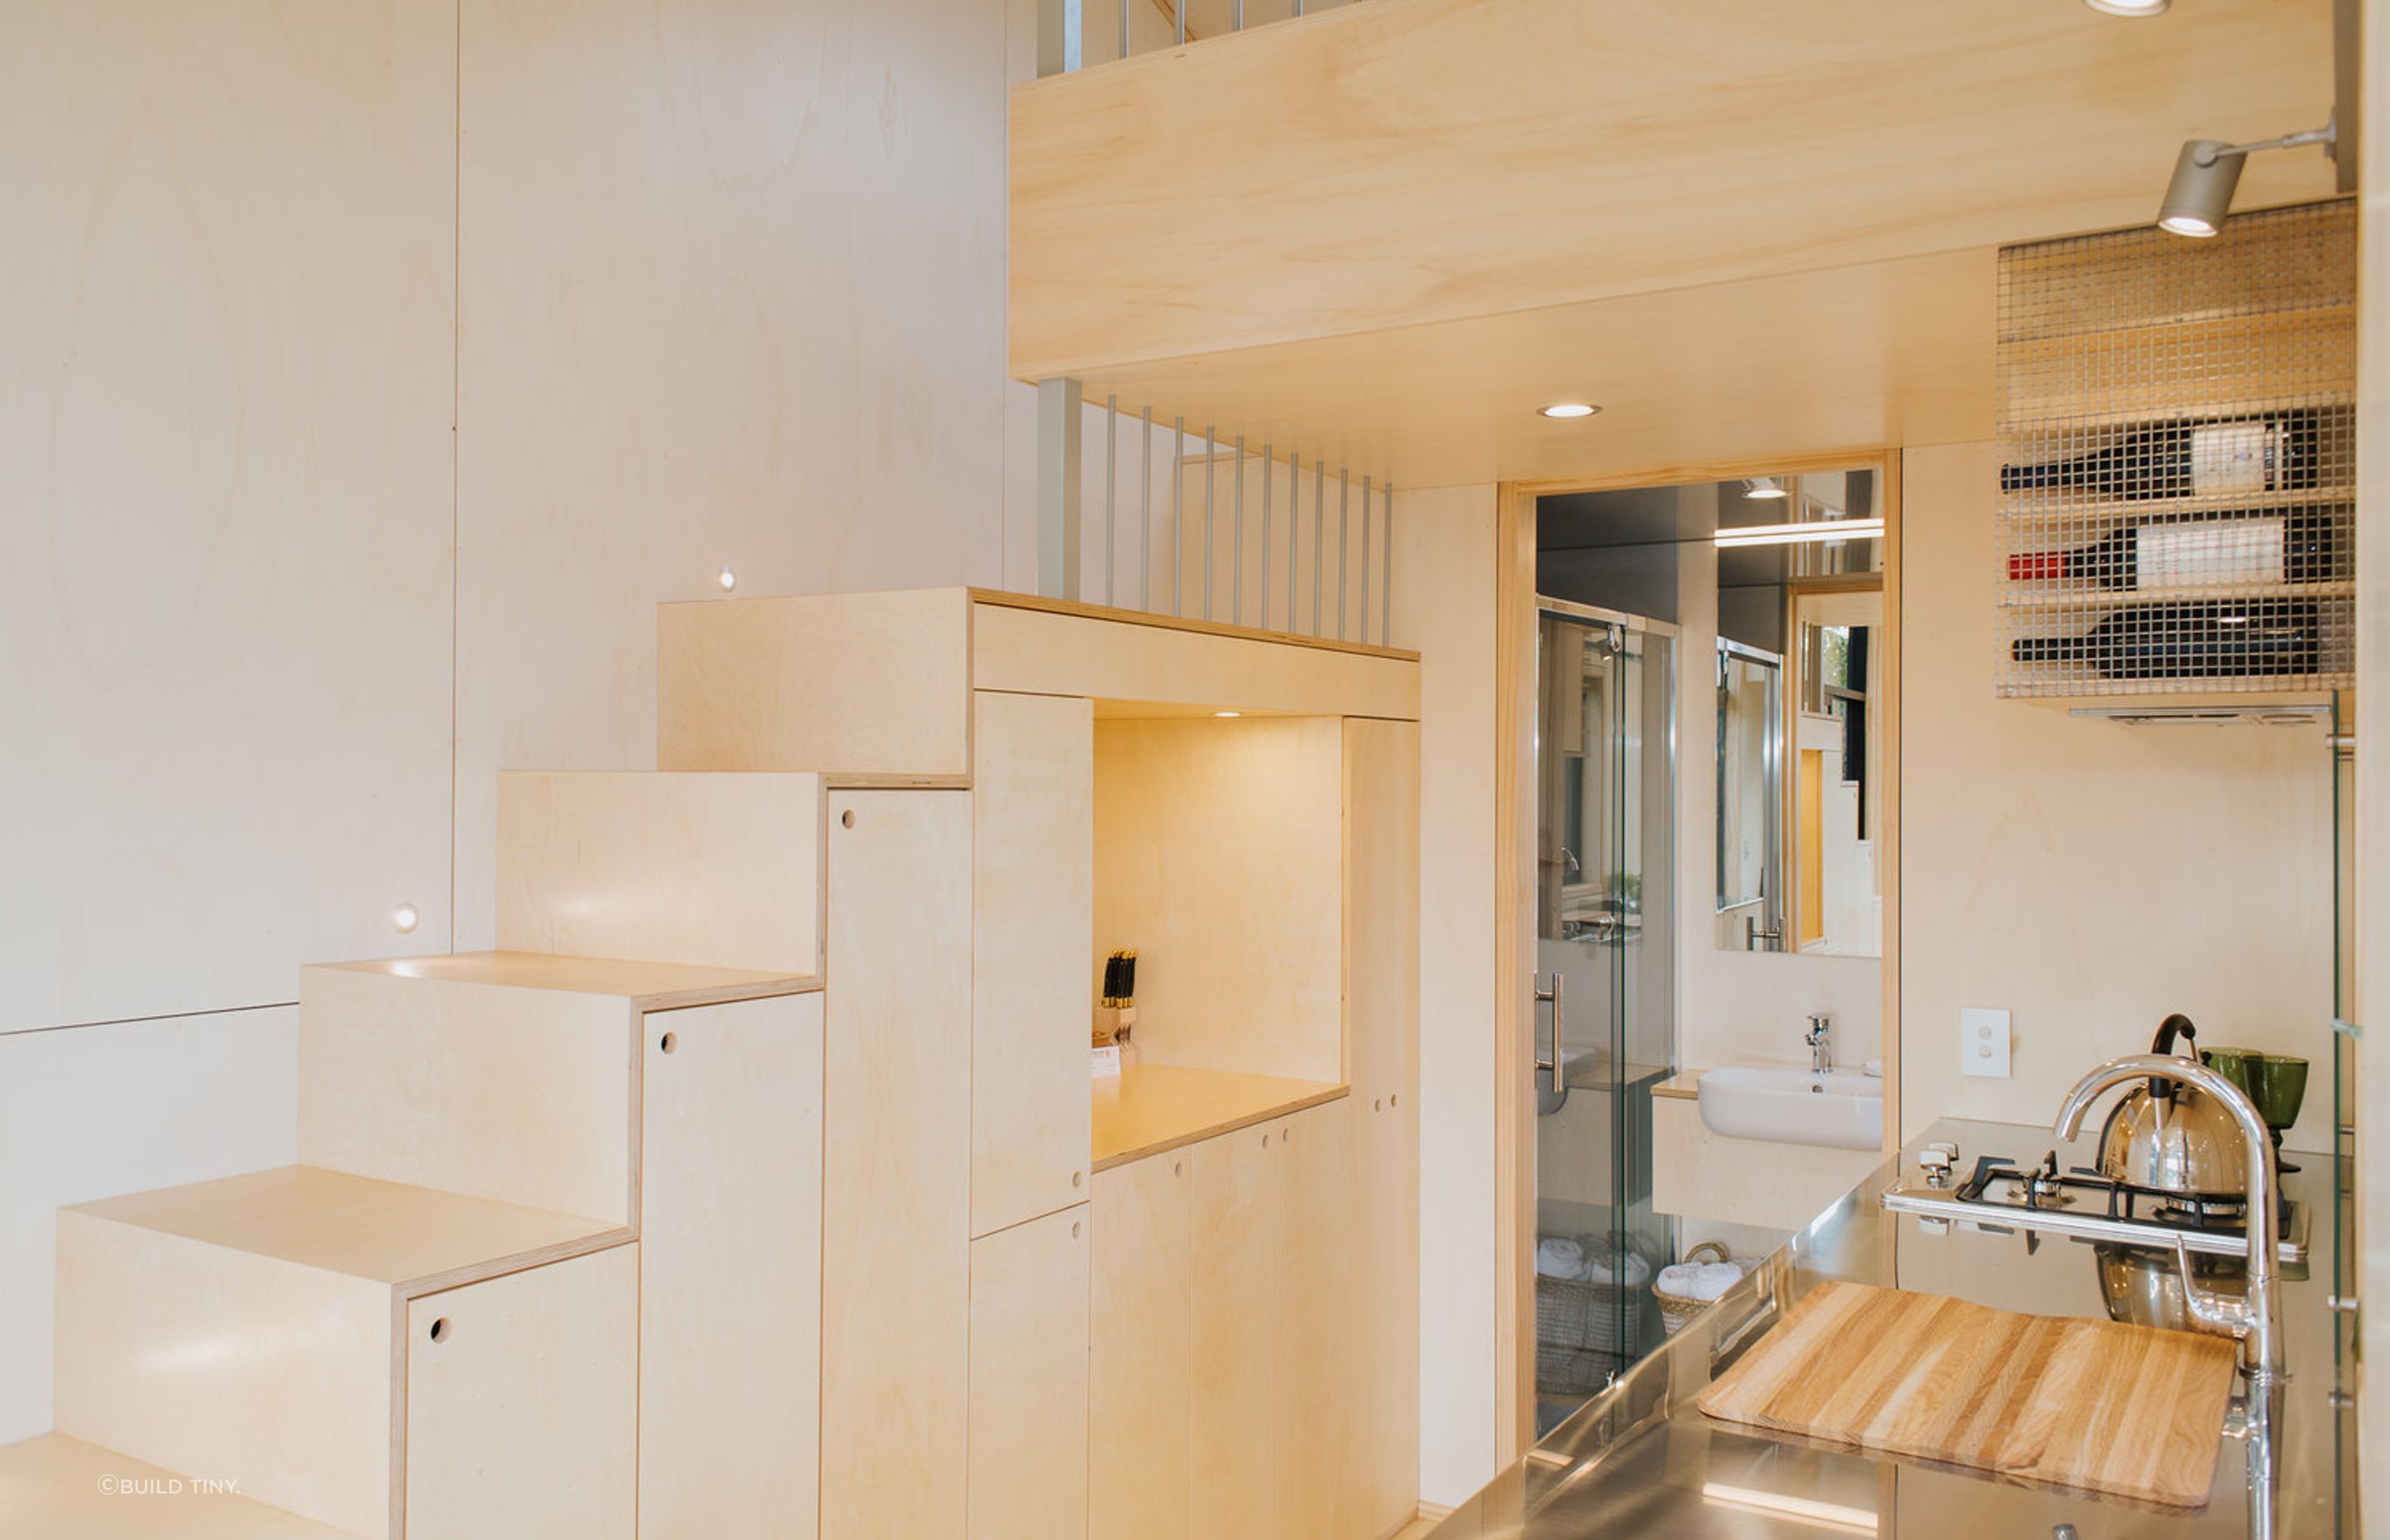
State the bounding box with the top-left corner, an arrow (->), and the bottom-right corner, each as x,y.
1534,972 -> 1564,1089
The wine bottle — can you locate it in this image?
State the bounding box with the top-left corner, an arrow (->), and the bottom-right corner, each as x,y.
2007,509 -> 2340,589
2012,601 -> 2321,679
2000,412 -> 2319,500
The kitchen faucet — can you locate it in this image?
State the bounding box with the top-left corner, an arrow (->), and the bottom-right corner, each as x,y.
1802,1013 -> 1832,1074
2054,1054 -> 2284,1386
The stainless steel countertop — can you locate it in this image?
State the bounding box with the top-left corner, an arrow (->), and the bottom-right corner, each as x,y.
1433,1118 -> 2358,1540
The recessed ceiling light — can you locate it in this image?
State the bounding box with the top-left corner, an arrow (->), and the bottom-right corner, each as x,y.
1212,709 -> 1242,719
717,566 -> 739,592
1742,477 -> 1789,500
391,903 -> 421,935
2084,0 -> 2169,15
1539,402 -> 1600,420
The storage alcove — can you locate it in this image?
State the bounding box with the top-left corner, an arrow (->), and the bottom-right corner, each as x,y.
1090,709 -> 1349,1170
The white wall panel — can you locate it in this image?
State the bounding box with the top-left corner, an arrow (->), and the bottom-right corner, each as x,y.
451,0 -> 1014,947
0,2 -> 459,1030
0,1007 -> 300,1444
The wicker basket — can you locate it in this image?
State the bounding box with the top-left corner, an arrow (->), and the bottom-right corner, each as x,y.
1654,1241 -> 1745,1336
1532,1235 -> 1651,1396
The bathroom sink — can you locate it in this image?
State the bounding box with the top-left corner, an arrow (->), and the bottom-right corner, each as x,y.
1696,1065 -> 1883,1150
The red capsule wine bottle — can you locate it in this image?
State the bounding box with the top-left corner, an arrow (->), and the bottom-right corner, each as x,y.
2012,601 -> 2321,680
2007,509 -> 2340,589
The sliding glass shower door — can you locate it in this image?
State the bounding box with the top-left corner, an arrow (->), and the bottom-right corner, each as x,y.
1529,600 -> 1676,1433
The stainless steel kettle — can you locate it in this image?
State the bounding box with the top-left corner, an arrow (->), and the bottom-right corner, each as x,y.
2095,1014 -> 2251,1198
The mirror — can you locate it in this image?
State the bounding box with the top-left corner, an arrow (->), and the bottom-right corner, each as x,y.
1535,466 -> 1886,960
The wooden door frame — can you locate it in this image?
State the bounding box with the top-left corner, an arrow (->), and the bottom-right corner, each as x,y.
1491,449 -> 1904,1461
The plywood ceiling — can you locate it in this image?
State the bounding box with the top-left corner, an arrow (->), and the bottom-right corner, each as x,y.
1009,0 -> 2344,488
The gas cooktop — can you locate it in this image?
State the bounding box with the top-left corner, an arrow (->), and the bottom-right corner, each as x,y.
1880,1139 -> 2310,1266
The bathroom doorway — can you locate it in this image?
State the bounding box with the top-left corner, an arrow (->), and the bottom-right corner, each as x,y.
1499,454 -> 1904,1453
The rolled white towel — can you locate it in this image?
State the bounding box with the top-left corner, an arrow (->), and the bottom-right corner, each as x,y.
1658,1258 -> 1746,1303
1690,1261 -> 1744,1300
1583,1250 -> 1652,1289
1536,1237 -> 1588,1280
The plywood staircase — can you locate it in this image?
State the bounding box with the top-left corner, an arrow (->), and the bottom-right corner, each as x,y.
3,771 -> 831,1537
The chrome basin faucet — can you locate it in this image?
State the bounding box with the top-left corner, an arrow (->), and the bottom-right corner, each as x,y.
1803,1013 -> 1832,1073
2054,1055 -> 2283,1386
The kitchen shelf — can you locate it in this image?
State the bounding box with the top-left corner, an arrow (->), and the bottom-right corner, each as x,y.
1090,1062 -> 1346,1172
1994,201 -> 2357,698
1997,581 -> 2354,611
1997,483 -> 2354,527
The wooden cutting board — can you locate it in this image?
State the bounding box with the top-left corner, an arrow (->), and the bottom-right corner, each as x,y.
1698,1280 -> 2236,1506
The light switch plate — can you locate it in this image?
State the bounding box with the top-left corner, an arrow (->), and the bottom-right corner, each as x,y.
1960,1007 -> 2012,1079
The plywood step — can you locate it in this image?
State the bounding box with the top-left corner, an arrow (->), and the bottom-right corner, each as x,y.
299,953 -> 816,1224
0,1433 -> 360,1538
55,1166 -> 633,1540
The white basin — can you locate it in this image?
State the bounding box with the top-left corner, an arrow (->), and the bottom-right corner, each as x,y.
1696,1065 -> 1883,1150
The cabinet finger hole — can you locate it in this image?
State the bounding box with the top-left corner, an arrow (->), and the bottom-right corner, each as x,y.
1071,1221 -> 1083,1240
659,1031 -> 678,1055
840,808 -> 856,830
1373,1097 -> 1383,1112
428,1318 -> 451,1345
1071,1170 -> 1083,1189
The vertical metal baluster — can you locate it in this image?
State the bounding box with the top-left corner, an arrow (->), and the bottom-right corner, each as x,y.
1359,474 -> 1373,641
1232,436 -> 1246,626
1261,444 -> 1274,632
1381,481 -> 1393,646
1286,452 -> 1300,631
1119,0 -> 1129,58
1312,460 -> 1325,638
1235,0 -> 1245,28
1105,393 -> 1118,607
1172,416 -> 1184,616
1140,407 -> 1153,612
1202,426 -> 1217,620
1177,0 -> 1185,45
1337,469 -> 1350,640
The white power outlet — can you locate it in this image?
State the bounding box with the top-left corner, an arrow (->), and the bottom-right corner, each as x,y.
1960,1007 -> 2012,1079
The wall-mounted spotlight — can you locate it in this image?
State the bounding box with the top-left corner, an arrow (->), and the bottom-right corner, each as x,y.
717,566 -> 738,592
1741,476 -> 1788,500
2157,118 -> 2337,237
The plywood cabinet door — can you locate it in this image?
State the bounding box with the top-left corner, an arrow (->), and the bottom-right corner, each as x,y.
1353,1087 -> 1421,1537
1188,1126 -> 1276,1538
1089,1153 -> 1193,1540
1342,719 -> 1419,1107
404,1245 -> 637,1540
822,791 -> 973,1540
1271,1099 -> 1357,1540
972,690 -> 1095,1237
966,1206 -> 1091,1540
638,994 -> 825,1540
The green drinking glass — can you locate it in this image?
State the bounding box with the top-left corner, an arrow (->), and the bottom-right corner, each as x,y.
2199,1046 -> 2256,1101
2247,1054 -> 2309,1134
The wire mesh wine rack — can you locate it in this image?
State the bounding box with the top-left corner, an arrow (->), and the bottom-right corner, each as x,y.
1995,199 -> 2357,698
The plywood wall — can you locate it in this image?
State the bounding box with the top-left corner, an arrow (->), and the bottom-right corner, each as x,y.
1899,442 -> 2338,1151
0,0 -> 1035,1445
1390,484 -> 1502,1508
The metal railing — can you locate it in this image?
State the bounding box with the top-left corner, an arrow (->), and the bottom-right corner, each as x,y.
1039,0 -> 1369,74
1036,379 -> 1394,646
